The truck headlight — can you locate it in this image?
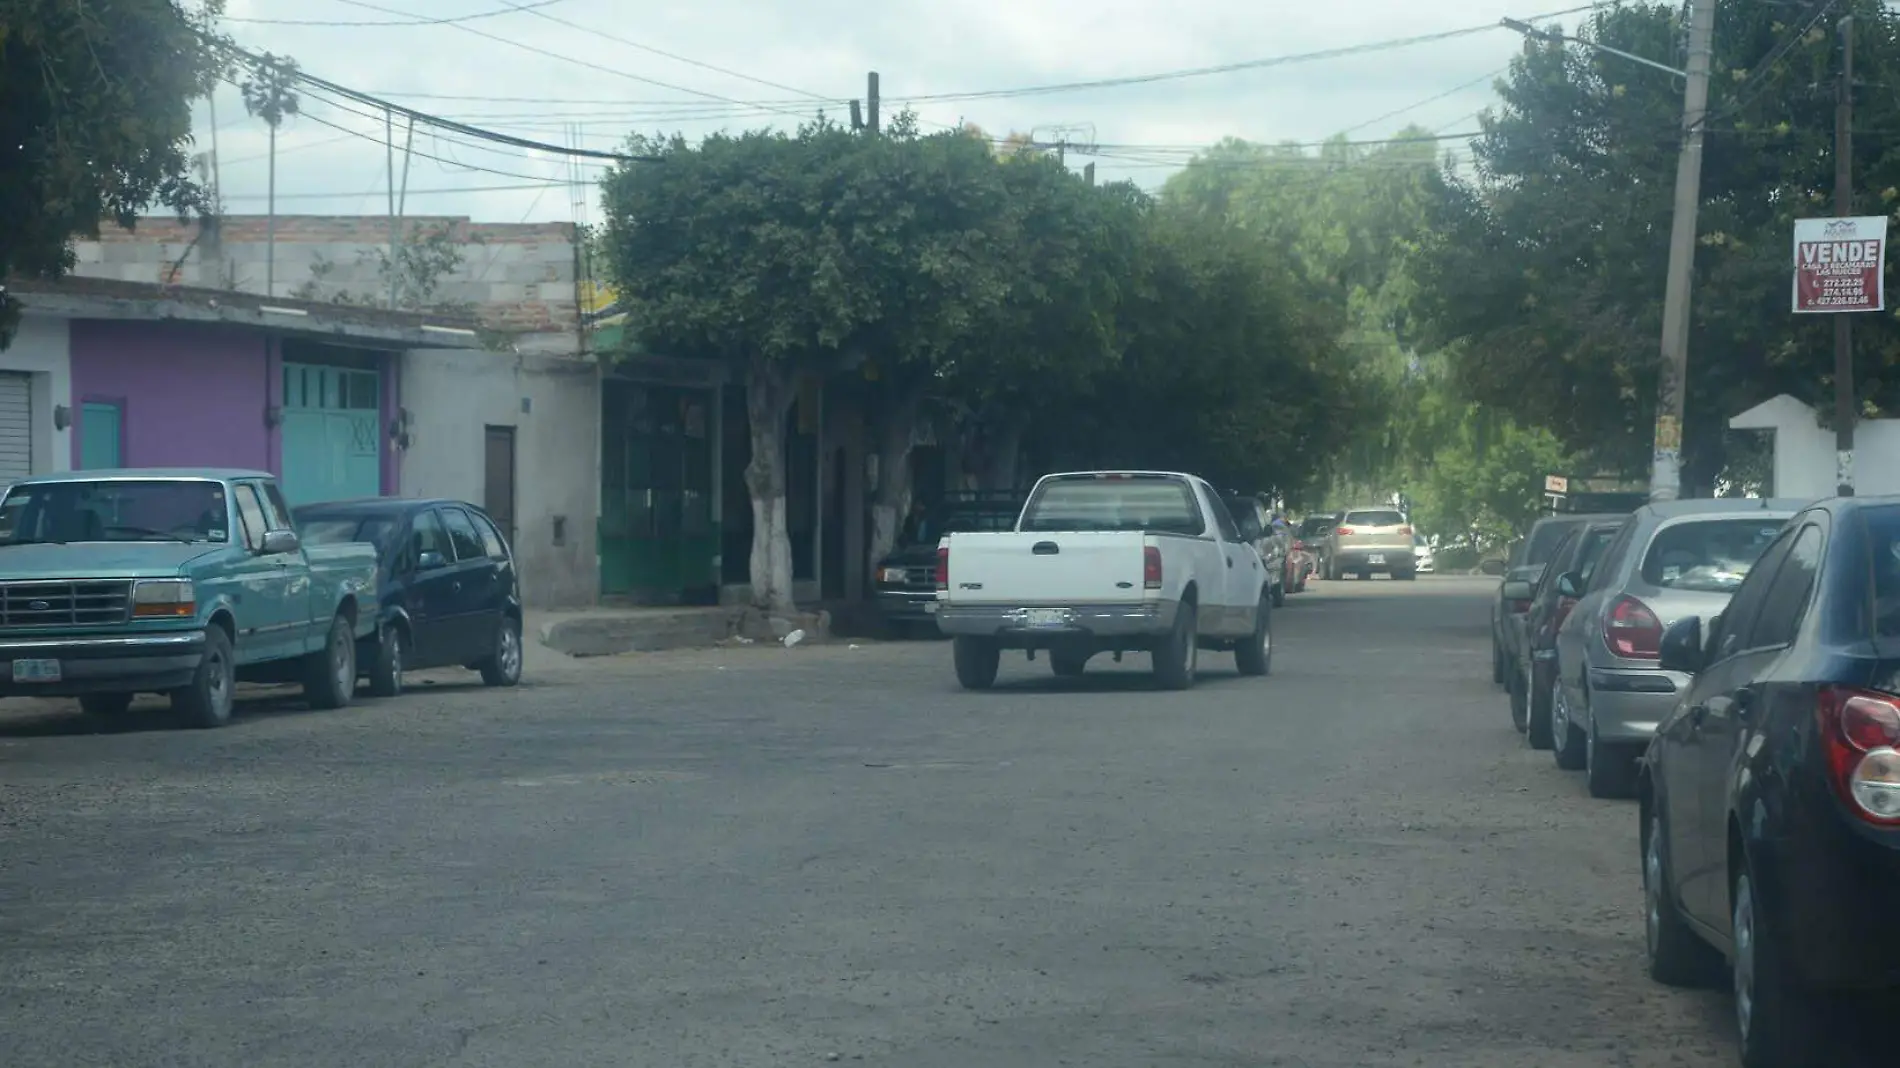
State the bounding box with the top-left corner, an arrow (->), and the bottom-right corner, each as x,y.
877,567 -> 906,584
132,579 -> 196,619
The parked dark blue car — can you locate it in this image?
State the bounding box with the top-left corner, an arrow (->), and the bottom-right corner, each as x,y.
292,497 -> 523,696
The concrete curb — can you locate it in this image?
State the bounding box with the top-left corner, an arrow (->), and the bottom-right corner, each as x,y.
538,607 -> 833,658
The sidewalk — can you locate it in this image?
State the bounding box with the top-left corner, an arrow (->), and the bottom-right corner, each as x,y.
531,602 -> 842,658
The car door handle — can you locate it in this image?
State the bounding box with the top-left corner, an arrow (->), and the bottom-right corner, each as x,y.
451,581 -> 462,593
1032,541 -> 1059,555
1226,556 -> 1234,568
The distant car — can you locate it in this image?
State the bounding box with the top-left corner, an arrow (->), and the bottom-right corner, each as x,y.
1224,493 -> 1288,607
1507,517 -> 1622,746
1295,515 -> 1335,578
872,493 -> 1022,637
1323,507 -> 1416,581
1492,514 -> 1605,689
1640,496 -> 1900,1068
1550,498 -> 1805,797
293,497 -> 524,697
1413,534 -> 1434,574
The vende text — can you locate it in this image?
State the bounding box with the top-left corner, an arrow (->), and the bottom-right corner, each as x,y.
1800,240 -> 1883,264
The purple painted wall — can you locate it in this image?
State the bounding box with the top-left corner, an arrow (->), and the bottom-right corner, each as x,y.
69,321 -> 400,494
70,321 -> 272,471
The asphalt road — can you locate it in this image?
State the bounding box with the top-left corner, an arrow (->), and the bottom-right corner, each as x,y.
2,576 -> 1748,1067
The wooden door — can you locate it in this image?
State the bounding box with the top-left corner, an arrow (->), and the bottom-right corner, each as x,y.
483,425 -> 517,546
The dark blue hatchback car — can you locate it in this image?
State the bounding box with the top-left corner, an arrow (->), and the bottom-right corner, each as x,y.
292,497 -> 524,696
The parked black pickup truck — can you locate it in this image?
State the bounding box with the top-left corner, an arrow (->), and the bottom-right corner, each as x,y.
874,492 -> 1023,637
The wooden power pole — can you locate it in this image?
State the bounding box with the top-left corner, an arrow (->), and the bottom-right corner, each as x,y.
1834,16 -> 1857,495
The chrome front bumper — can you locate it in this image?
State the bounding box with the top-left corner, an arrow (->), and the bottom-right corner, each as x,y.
0,629 -> 207,697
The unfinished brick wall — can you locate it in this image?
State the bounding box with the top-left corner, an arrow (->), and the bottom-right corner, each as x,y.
71,216 -> 580,335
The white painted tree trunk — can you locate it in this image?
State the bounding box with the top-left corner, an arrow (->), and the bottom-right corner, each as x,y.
868,383 -> 925,565
743,363 -> 798,615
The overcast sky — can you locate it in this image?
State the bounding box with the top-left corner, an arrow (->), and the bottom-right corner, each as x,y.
200,0 -> 1615,225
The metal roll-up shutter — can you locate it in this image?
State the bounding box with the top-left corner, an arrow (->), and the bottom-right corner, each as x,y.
0,373 -> 32,483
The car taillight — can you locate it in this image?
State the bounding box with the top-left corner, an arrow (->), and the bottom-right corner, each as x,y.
1336,527 -> 1354,536
1603,594 -> 1662,659
934,546 -> 949,590
1398,525 -> 1413,536
1815,686 -> 1900,824
1143,545 -> 1163,589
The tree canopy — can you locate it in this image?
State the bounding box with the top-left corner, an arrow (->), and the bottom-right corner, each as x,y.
0,0 -> 229,344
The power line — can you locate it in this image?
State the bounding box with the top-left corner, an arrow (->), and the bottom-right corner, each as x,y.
316,0 -> 825,120
217,181 -> 567,202
219,0 -> 569,27
1338,69 -> 1507,136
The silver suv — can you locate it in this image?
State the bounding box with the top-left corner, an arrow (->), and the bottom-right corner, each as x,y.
1550,498 -> 1806,798
1324,507 -> 1416,580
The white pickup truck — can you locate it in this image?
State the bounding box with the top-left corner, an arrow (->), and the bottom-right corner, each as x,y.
933,471 -> 1274,690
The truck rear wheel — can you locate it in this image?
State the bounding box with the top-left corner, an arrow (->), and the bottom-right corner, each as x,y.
1153,601 -> 1198,690
171,626 -> 235,729
953,636 -> 1000,690
303,613 -> 357,710
1235,595 -> 1272,677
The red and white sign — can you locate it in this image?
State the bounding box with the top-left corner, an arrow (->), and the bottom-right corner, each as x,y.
1793,215 -> 1888,314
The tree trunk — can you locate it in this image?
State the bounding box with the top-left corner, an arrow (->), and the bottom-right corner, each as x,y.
743,360 -> 799,614
981,416 -> 1028,491
868,380 -> 928,566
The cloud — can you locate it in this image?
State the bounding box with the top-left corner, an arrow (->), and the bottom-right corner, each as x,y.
199,0 -> 1609,221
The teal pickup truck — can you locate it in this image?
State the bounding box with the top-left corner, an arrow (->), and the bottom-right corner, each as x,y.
0,469 -> 379,727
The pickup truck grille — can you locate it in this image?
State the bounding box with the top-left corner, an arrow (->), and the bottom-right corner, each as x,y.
0,580 -> 134,628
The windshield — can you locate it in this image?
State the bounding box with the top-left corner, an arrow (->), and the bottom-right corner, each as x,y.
1298,517 -> 1334,538
1640,516 -> 1788,593
1523,520 -> 1580,566
1343,510 -> 1405,527
1020,477 -> 1204,535
1575,526 -> 1617,585
940,510 -> 1016,534
297,514 -> 398,553
0,480 -> 230,545
1859,506 -> 1900,639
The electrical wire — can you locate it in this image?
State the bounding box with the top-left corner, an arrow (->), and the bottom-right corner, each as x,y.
220,0 -> 568,27
217,181 -> 567,202
1338,69 -> 1508,136
1699,0 -> 1840,128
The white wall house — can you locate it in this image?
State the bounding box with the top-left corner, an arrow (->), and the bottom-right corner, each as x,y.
1730,393 -> 1900,497
399,348 -> 601,608
0,314 -> 75,482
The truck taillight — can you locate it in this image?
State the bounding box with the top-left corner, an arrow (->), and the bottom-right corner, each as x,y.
1603,594 -> 1662,659
1336,527 -> 1354,536
1143,546 -> 1163,589
1815,686 -> 1900,825
934,546 -> 949,590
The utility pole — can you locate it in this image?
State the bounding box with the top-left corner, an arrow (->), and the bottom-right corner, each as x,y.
1647,0 -> 1716,502
1083,162 -> 1095,186
386,107 -> 398,309
866,72 -> 879,134
1834,16 -> 1857,495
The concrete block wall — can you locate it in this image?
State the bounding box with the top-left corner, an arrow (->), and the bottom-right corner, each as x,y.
71,216 -> 579,334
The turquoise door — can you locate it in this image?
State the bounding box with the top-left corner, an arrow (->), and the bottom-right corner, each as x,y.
279,363 -> 381,507
79,402 -> 123,469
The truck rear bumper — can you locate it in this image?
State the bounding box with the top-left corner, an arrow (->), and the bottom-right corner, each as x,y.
0,630 -> 206,697
935,601 -> 1176,645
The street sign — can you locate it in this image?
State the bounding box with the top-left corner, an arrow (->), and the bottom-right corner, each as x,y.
1793,216 -> 1888,313
1544,475 -> 1568,494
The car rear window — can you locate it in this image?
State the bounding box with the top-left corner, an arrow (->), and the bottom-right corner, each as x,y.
297,514 -> 398,554
1343,510 -> 1405,527
1524,519 -> 1581,565
1640,517 -> 1789,593
1020,477 -> 1204,535
1298,518 -> 1334,537
1859,506 -> 1900,638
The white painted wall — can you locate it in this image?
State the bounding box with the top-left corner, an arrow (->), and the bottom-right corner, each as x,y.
2,314 -> 74,475
1731,393 -> 1900,497
398,347 -> 600,608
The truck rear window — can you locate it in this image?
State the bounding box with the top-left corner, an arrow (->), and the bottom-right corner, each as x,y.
1020,478 -> 1205,535
1640,517 -> 1788,593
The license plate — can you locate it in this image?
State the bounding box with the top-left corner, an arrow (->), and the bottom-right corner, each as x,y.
923,601 -> 939,614
1023,608 -> 1070,628
11,658 -> 61,683
1368,554 -> 1386,565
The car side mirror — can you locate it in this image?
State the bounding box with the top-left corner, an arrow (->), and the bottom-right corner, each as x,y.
1659,616 -> 1705,675
417,550 -> 448,571
1479,558 -> 1507,576
1501,579 -> 1534,602
259,529 -> 300,555
1556,571 -> 1583,599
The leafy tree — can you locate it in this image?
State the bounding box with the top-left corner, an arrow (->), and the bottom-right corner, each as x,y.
0,0 -> 230,345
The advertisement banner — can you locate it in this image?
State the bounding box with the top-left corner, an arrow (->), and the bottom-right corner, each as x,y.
1792,215 -> 1888,313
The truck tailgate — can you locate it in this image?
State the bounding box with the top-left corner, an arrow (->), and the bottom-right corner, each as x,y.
945,532 -> 1149,605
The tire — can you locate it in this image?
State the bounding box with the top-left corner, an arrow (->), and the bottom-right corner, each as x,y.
1235,594 -> 1272,677
1643,804 -> 1725,987
1492,639 -> 1506,684
1508,661 -> 1529,733
1526,663 -> 1556,750
1357,570 -> 1372,581
1586,709 -> 1639,798
953,636 -> 1000,690
1153,600 -> 1198,690
366,625 -> 406,698
479,614 -> 524,687
1733,865 -> 1826,1068
1395,569 -> 1416,581
79,693 -> 136,720
303,613 -> 358,710
1050,650 -> 1089,677
1552,677 -> 1587,770
171,625 -> 236,729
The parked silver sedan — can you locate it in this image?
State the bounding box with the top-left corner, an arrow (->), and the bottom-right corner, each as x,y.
1550,498 -> 1806,798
